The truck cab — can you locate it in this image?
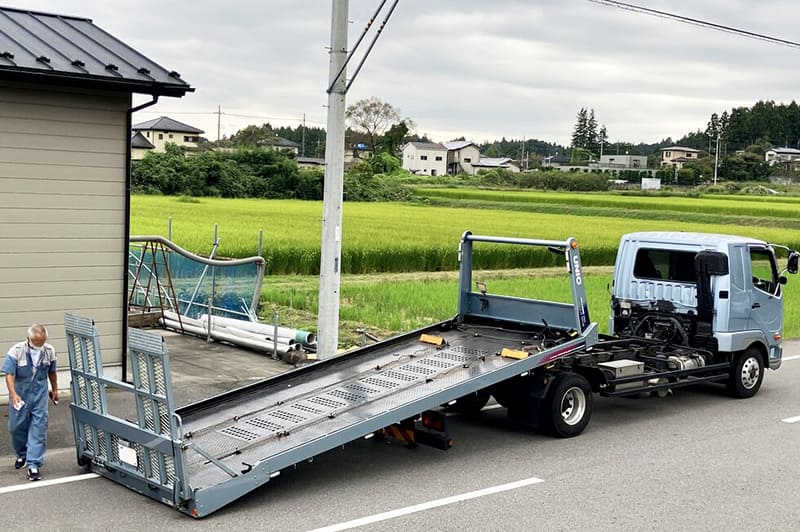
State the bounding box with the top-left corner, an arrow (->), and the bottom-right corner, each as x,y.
610,232 -> 799,371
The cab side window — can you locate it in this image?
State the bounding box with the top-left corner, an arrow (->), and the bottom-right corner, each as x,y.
749,248 -> 778,294
633,249 -> 696,283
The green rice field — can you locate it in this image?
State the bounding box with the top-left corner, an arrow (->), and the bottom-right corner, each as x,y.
261,268 -> 800,345
130,194 -> 800,275
130,193 -> 800,341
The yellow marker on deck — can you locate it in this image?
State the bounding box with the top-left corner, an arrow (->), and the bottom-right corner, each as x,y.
420,334 -> 446,346
500,348 -> 529,360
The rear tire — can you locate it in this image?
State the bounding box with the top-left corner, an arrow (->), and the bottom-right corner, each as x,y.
541,373 -> 592,438
727,347 -> 764,399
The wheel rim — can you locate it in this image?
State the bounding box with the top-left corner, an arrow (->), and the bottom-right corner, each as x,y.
740,356 -> 761,389
560,386 -> 587,426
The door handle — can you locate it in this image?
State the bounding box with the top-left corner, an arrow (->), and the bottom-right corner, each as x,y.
752,302 -> 761,309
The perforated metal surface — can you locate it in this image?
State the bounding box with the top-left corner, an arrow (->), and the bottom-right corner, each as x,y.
66,318 -> 183,496
181,344 -> 491,482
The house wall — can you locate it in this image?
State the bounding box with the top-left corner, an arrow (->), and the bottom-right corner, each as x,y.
0,81 -> 128,368
600,155 -> 647,168
448,145 -> 481,175
131,147 -> 152,160
402,145 -> 447,176
660,149 -> 698,167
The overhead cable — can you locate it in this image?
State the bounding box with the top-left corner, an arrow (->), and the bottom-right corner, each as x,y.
587,0 -> 800,49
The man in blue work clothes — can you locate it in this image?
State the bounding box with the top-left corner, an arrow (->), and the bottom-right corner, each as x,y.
3,324 -> 58,481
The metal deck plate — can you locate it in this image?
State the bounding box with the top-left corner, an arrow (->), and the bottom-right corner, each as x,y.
180,325 -> 561,489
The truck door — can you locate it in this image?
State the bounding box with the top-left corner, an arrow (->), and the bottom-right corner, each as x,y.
746,246 -> 782,336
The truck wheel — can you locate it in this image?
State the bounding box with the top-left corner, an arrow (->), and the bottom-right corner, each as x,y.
451,390 -> 491,415
541,373 -> 592,438
727,347 -> 764,399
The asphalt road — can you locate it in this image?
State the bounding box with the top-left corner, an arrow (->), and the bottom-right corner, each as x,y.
2,355 -> 799,531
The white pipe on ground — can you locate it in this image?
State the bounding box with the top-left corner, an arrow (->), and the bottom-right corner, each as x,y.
199,314 -> 316,345
159,317 -> 299,357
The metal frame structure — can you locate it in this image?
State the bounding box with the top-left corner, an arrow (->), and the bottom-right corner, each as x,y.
67,234 -> 598,518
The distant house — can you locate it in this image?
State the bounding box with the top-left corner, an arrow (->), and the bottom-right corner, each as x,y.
600,154 -> 647,169
131,131 -> 156,160
297,156 -> 325,169
401,142 -> 447,176
264,136 -> 300,155
765,147 -> 800,166
472,157 -> 520,173
132,116 -> 203,154
444,140 -> 481,175
660,146 -> 700,169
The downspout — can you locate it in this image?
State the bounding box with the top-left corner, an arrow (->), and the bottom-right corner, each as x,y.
123,95 -> 159,382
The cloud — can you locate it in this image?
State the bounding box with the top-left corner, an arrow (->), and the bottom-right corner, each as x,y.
10,0 -> 800,145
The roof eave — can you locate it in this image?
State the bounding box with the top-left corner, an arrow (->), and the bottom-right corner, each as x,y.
0,68 -> 194,97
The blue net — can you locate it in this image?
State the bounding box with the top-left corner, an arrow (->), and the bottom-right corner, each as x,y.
128,238 -> 265,320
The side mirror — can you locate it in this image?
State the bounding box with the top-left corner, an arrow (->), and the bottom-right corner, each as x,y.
788,251 -> 799,275
779,276 -> 788,285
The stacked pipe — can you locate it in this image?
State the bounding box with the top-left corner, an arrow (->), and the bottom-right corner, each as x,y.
159,311 -> 316,359
199,314 -> 316,346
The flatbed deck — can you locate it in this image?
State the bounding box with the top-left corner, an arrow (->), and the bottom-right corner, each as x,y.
179,319 -> 587,491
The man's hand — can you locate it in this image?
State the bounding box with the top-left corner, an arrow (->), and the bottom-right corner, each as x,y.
49,390 -> 59,405
11,394 -> 23,410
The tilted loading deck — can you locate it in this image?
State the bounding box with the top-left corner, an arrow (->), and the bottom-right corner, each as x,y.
66,234 -> 597,517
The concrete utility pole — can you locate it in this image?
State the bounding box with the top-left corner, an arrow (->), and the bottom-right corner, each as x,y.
713,134 -> 720,185
317,0 -> 348,359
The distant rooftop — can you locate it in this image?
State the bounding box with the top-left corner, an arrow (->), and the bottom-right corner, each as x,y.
473,157 -> 515,168
0,6 -> 192,96
443,140 -> 475,151
406,141 -> 446,150
661,146 -> 700,152
130,131 -> 154,149
267,137 -> 300,149
132,116 -> 203,134
769,147 -> 800,154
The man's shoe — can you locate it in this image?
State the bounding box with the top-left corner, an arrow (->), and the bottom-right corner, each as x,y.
27,468 -> 41,481
14,457 -> 25,470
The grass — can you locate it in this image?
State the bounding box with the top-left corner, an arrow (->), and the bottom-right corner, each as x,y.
131,195 -> 800,274
259,267 -> 800,347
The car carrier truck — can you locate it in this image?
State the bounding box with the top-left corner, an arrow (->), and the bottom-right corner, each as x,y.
65,231 -> 798,517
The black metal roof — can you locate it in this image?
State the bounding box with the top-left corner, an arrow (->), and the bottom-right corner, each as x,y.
0,6 -> 192,96
132,116 -> 203,134
130,131 -> 155,149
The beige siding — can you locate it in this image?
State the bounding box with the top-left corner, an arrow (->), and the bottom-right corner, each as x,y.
0,81 -> 129,365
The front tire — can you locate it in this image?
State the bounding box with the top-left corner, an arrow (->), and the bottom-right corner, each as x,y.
727,347 -> 764,398
541,373 -> 592,438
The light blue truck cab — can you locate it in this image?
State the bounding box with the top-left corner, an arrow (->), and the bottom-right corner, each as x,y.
610,232 -> 799,375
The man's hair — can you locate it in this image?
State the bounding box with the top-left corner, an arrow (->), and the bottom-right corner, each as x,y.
27,323 -> 48,340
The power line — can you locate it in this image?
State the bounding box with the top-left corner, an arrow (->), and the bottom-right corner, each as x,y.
587,0 -> 800,49
134,109 -> 326,125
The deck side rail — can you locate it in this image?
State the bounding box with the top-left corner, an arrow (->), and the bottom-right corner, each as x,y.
458,232 -> 592,333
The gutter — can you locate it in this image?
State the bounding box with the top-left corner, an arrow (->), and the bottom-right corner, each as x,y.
122,95 -> 159,382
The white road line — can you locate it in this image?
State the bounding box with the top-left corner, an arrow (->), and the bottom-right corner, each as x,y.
0,473 -> 99,494
783,355 -> 800,362
781,415 -> 800,424
307,476 -> 544,532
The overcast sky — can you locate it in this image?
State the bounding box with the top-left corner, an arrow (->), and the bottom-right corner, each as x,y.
11,0 -> 800,146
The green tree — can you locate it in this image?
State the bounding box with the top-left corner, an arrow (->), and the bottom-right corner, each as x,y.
571,108 -> 589,150
379,120 -> 411,155
346,97 -> 401,152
